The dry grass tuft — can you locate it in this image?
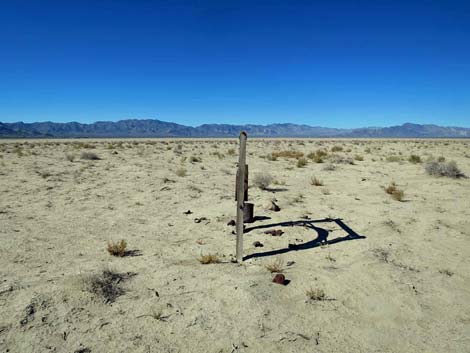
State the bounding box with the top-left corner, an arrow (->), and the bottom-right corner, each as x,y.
265,258 -> 284,273
310,176 -> 323,186
306,287 -> 326,301
107,240 -> 127,257
198,254 -> 221,264
384,182 -> 405,201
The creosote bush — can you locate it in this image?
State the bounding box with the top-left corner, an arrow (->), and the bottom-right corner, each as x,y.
253,173 -> 273,190
425,160 -> 465,178
107,240 -> 127,257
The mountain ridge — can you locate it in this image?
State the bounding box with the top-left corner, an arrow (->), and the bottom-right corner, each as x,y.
1,119 -> 469,138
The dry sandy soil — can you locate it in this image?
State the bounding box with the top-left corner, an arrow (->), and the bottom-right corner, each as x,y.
1,138 -> 469,353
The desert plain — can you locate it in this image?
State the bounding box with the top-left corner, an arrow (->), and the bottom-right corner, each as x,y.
0,138 -> 469,353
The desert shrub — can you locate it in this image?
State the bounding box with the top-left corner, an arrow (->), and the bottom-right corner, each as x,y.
290,193 -> 305,203
437,156 -> 446,162
354,155 -> 364,161
82,269 -> 128,303
271,150 -> 304,159
384,182 -> 405,201
175,168 -> 187,177
306,287 -> 326,301
253,173 -> 273,190
107,240 -> 127,257
296,157 -> 308,168
198,254 -> 221,264
65,153 -> 76,162
80,151 -> 100,160
322,163 -> 336,171
266,153 -> 277,161
408,155 -> 422,164
328,154 -> 354,165
425,160 -> 465,178
265,258 -> 284,273
211,151 -> 224,159
386,155 -> 401,162
365,147 -> 371,153
227,148 -> 236,156
189,156 -> 202,163
307,149 -> 327,163
331,145 -> 343,152
310,176 -> 323,186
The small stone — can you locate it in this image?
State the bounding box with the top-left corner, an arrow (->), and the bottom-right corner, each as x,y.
272,274 -> 286,285
227,219 -> 236,226
286,261 -> 295,266
253,241 -> 263,247
264,229 -> 284,236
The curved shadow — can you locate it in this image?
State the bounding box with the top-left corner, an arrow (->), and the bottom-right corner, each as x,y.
243,218 -> 365,261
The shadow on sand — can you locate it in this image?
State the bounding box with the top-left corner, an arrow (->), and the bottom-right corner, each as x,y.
243,218 -> 366,261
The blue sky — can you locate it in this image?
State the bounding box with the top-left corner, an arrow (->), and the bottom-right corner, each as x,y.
1,0 -> 470,128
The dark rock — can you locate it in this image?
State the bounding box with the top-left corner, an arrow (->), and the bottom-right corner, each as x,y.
272,274 -> 286,285
264,229 -> 284,236
227,219 -> 236,226
253,241 -> 264,247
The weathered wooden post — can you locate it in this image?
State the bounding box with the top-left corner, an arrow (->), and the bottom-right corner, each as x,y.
236,131 -> 247,262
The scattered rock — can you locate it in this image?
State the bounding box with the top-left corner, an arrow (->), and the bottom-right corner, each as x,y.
264,229 -> 284,236
253,241 -> 264,247
227,219 -> 236,226
286,261 -> 295,266
272,274 -> 287,285
20,302 -> 36,326
183,210 -> 193,215
194,217 -> 208,224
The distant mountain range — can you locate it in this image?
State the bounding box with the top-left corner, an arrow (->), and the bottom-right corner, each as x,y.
1,119 -> 469,138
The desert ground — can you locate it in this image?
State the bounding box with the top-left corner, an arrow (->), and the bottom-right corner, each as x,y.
0,138 -> 469,353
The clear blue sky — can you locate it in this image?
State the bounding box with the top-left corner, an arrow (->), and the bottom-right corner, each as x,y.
1,0 -> 470,128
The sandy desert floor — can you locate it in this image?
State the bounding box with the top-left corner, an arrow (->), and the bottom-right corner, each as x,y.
0,138 -> 469,353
